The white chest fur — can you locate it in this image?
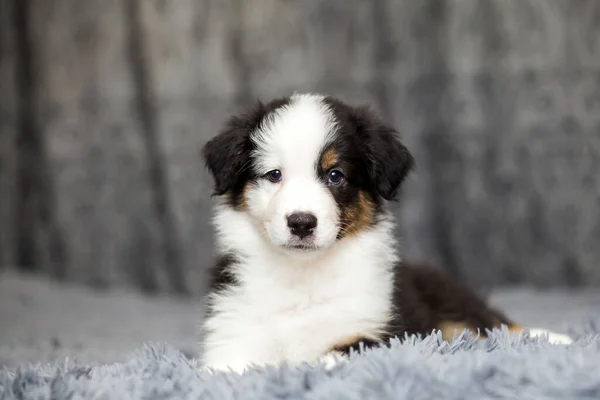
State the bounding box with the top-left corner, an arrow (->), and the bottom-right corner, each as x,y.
200,208 -> 398,373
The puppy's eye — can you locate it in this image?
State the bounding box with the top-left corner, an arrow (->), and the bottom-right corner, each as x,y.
328,170 -> 344,185
265,169 -> 282,183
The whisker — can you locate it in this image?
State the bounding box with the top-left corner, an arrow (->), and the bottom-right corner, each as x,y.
237,158 -> 253,175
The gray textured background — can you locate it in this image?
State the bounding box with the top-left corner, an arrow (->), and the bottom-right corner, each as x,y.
1,0 -> 599,295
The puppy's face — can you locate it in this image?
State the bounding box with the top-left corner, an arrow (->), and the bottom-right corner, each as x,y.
203,94 -> 414,255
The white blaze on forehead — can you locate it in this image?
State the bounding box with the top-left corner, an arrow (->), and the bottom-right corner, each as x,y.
252,93 -> 337,175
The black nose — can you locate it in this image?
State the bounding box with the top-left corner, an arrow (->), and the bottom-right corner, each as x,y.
287,212 -> 318,239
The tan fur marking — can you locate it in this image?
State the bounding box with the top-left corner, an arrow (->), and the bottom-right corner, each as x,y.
437,321 -> 479,342
328,334 -> 378,353
235,181 -> 253,211
508,325 -> 524,334
320,148 -> 338,171
328,335 -> 363,353
339,191 -> 374,238
438,322 -> 527,342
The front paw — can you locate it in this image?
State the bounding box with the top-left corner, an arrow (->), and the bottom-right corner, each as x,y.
527,328 -> 574,345
200,362 -> 251,374
316,351 -> 348,371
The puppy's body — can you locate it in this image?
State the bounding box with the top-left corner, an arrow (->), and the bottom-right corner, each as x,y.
203,211 -> 396,372
200,93 -> 572,373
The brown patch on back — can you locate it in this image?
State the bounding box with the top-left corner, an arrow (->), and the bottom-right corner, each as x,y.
339,191 -> 375,238
320,148 -> 338,171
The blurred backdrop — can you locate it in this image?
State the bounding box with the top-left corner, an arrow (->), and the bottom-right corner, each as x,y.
1,0 -> 599,297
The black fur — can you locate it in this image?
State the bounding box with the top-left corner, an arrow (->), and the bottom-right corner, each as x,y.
337,263 -> 514,354
202,97 -> 291,207
322,96 -> 415,201
204,252 -> 241,320
210,252 -> 240,292
316,138 -> 382,235
334,264 -> 515,354
386,263 -> 513,339
313,97 -> 416,237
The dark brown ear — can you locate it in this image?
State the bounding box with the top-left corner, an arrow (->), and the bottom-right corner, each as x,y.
356,108 -> 415,201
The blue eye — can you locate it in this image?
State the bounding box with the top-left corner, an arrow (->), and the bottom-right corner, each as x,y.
266,169 -> 282,183
328,170 -> 344,185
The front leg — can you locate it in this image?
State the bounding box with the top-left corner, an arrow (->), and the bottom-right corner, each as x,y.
200,334 -> 275,374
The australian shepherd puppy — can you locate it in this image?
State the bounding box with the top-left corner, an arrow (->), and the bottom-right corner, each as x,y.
200,93 -> 573,373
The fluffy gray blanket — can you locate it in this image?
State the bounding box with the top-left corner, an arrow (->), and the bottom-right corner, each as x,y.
2,326 -> 600,400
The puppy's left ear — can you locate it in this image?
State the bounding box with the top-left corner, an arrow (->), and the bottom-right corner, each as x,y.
359,110 -> 415,201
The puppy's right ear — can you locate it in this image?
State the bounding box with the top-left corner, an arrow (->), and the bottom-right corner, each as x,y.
203,98 -> 290,195
202,112 -> 256,196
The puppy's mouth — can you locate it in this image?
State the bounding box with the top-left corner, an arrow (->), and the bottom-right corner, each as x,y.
285,243 -> 318,252
283,237 -> 320,252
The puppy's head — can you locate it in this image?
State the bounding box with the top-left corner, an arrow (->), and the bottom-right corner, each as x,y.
203,93 -> 414,254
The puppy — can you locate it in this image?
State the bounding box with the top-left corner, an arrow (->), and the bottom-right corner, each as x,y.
199,93 -> 573,373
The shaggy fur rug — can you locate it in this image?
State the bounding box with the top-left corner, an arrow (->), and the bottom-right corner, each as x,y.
2,272 -> 600,399
1,327 -> 600,400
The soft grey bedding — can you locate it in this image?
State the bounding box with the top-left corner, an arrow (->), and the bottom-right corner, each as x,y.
1,272 -> 599,399
2,329 -> 600,400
